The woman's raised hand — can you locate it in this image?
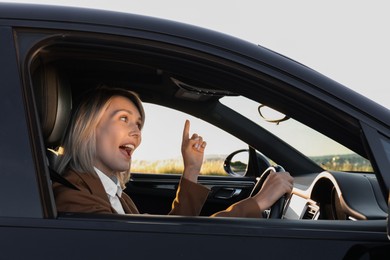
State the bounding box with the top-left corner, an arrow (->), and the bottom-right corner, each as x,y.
181,120 -> 207,183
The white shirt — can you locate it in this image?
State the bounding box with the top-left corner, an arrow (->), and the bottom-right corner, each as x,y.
94,167 -> 125,214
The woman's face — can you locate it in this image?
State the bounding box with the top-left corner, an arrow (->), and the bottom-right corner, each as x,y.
94,96 -> 142,176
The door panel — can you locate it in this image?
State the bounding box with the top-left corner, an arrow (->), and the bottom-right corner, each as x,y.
126,173 -> 255,216
1,216 -> 389,259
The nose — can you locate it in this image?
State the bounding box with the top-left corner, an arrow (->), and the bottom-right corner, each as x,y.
128,123 -> 141,137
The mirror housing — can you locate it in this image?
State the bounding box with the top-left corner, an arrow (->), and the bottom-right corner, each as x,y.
223,149 -> 249,177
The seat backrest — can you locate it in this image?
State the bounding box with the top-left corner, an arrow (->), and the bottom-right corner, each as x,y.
32,62 -> 72,163
31,62 -> 80,191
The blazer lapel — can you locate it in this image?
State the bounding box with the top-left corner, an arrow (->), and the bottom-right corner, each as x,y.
72,170 -> 139,214
73,170 -> 115,212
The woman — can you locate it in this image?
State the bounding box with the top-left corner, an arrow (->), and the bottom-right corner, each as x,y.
53,86 -> 293,217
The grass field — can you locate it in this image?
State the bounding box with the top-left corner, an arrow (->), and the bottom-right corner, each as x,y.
131,158 -> 227,176
131,154 -> 372,175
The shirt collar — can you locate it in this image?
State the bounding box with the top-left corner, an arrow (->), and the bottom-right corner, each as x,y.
94,167 -> 123,198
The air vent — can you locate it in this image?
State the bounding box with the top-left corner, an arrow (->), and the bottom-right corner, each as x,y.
302,204 -> 320,220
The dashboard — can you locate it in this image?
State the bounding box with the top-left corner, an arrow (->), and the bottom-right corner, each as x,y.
281,171 -> 387,220
283,194 -> 319,220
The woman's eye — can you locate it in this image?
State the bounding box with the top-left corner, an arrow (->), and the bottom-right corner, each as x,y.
120,116 -> 128,122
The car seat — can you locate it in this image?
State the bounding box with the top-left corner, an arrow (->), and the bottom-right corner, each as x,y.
32,62 -> 78,190
32,62 -> 72,166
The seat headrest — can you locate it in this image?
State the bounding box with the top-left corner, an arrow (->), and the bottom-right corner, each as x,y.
33,64 -> 72,147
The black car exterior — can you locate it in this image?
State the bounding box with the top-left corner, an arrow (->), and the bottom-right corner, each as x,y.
0,3 -> 390,259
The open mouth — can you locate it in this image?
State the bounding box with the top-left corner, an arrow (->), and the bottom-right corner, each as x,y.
119,144 -> 135,157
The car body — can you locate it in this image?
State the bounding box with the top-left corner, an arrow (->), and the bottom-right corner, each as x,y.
0,3 -> 389,259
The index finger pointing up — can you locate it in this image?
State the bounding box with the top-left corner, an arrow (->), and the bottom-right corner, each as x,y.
182,119 -> 190,141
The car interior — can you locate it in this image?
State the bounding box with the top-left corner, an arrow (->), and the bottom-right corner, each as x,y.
27,32 -> 388,221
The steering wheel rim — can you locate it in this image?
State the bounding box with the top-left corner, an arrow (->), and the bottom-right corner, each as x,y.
250,165 -> 286,219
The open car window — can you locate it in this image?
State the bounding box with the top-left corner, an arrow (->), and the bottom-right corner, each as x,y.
132,103 -> 248,176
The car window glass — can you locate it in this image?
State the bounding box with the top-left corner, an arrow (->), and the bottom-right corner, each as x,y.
132,103 -> 247,176
221,96 -> 373,172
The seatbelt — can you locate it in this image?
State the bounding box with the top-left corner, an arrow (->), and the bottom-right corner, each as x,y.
49,167 -> 79,191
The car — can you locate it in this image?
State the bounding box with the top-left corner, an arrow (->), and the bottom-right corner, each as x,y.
1,3 -> 389,259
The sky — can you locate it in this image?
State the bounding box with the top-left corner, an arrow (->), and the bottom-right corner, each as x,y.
2,0 -> 389,161
3,0 -> 389,110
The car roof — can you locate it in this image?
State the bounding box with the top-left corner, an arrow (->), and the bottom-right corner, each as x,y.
1,3 -> 388,129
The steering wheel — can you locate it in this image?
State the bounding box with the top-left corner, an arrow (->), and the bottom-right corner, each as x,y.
250,165 -> 286,219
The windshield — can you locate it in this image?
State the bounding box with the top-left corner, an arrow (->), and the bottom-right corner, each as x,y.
220,96 -> 373,172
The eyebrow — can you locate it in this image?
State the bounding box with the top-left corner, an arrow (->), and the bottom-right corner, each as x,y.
112,109 -> 132,115
112,109 -> 142,122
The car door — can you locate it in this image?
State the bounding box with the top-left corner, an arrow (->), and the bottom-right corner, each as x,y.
3,5 -> 390,259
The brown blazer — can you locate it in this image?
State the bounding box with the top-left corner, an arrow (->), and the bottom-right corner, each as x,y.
53,170 -> 210,216
53,170 -> 262,218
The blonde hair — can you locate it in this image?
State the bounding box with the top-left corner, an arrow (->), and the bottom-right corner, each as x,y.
55,86 -> 145,177
118,171 -> 131,189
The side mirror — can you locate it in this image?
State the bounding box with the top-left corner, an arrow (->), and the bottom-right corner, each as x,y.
224,149 -> 273,177
223,149 -> 249,177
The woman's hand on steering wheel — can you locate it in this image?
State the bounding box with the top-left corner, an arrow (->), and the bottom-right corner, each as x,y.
250,166 -> 294,218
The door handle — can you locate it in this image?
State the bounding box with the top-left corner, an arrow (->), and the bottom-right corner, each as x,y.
214,188 -> 242,199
